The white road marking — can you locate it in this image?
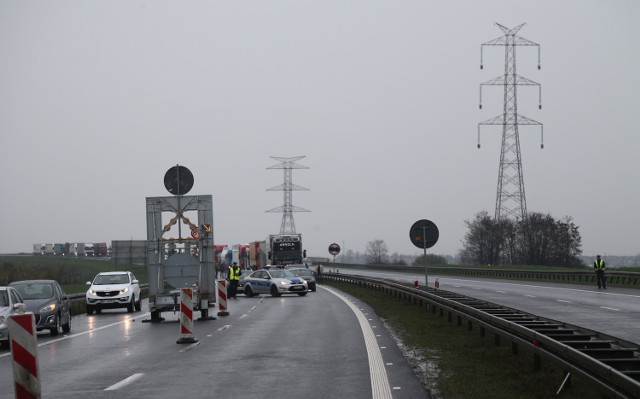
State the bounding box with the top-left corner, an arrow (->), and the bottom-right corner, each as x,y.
178,342 -> 200,352
217,325 -> 232,331
496,290 -> 506,294
600,306 -> 620,311
524,295 -> 536,298
0,314 -> 152,360
557,300 -> 572,303
323,286 -> 392,399
105,373 -> 144,390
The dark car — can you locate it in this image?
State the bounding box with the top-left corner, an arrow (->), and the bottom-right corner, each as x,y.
287,268 -> 317,292
8,280 -> 71,336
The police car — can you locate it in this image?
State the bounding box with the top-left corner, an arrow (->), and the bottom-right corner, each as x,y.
243,269 -> 308,297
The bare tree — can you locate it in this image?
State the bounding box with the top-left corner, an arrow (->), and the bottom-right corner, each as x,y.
366,239 -> 388,264
460,211 -> 583,266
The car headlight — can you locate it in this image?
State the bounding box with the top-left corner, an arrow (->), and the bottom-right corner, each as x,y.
39,303 -> 56,313
119,287 -> 129,294
280,280 -> 290,286
88,289 -> 97,295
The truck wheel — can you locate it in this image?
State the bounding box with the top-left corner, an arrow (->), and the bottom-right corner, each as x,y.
127,297 -> 135,313
270,285 -> 281,297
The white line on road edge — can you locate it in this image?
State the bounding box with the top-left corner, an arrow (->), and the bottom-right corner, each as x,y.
105,373 -> 145,390
600,306 -> 620,311
322,286 -> 393,399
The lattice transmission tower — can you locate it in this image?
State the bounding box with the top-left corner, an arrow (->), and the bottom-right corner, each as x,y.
266,156 -> 310,234
478,22 -> 544,221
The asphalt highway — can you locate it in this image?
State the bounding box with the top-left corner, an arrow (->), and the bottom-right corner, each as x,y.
344,268 -> 640,345
0,285 -> 429,399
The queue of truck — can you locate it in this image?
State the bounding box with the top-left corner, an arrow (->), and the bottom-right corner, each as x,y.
32,242 -> 110,257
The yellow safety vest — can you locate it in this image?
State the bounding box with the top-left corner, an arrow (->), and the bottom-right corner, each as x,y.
229,267 -> 241,280
594,260 -> 605,271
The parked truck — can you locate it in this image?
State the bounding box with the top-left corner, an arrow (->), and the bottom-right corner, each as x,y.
94,242 -> 108,257
267,234 -> 306,266
32,244 -> 44,256
248,241 -> 268,269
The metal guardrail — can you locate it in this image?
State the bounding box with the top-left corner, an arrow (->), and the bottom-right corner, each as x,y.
325,273 -> 640,399
328,263 -> 640,288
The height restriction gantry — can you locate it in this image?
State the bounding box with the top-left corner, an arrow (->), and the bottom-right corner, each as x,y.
477,23 -> 544,221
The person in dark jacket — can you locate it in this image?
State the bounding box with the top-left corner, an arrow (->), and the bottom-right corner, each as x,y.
594,254 -> 606,289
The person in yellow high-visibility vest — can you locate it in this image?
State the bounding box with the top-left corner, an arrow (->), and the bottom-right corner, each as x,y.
594,255 -> 606,289
228,262 -> 241,299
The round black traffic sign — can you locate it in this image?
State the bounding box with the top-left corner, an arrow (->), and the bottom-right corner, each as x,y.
328,243 -> 341,256
409,219 -> 439,249
164,165 -> 194,196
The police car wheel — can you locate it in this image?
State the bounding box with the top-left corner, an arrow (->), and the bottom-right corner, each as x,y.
245,286 -> 254,297
270,285 -> 281,297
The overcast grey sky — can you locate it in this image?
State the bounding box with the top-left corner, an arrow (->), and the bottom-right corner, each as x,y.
1,1 -> 638,260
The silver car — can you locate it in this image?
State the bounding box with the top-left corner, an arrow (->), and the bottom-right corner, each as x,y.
0,286 -> 26,348
243,269 -> 308,297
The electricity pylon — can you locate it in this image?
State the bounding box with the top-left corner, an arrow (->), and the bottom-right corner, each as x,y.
266,156 -> 310,234
478,23 -> 544,221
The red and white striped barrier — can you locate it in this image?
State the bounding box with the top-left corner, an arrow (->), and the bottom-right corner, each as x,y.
8,308 -> 41,398
217,279 -> 229,316
176,288 -> 197,344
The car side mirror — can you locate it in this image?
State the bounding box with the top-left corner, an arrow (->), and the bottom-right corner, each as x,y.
86,281 -> 91,286
132,280 -> 139,284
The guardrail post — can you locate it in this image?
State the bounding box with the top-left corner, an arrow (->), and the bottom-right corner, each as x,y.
534,353 -> 541,371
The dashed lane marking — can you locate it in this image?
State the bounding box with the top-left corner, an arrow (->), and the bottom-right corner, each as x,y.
105,373 -> 145,391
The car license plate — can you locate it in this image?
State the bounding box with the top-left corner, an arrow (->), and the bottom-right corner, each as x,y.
292,286 -> 303,290
101,299 -> 115,303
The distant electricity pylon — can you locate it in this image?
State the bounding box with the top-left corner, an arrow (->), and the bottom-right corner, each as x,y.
266,156 -> 310,234
478,22 -> 544,221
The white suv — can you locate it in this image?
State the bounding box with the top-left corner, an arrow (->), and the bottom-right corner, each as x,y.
86,271 -> 141,314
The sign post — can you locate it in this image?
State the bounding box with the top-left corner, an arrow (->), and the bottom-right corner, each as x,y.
409,219 -> 439,288
328,243 -> 341,264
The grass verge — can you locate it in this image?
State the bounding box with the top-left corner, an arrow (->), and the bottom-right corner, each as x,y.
326,280 -> 603,399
